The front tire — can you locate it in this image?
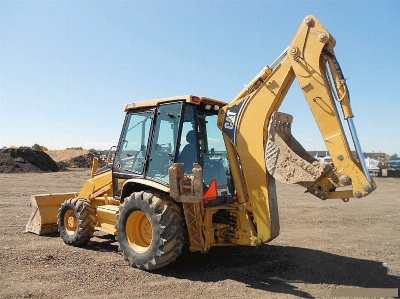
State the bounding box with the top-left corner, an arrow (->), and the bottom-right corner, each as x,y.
58,198 -> 95,246
116,191 -> 185,270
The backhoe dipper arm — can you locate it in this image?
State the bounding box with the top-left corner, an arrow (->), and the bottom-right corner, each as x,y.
217,15 -> 376,243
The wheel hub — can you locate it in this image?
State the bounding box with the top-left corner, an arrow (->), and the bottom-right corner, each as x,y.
64,210 -> 77,235
67,216 -> 76,227
126,211 -> 153,252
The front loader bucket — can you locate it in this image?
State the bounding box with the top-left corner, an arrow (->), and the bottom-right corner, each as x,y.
26,193 -> 78,235
265,111 -> 333,188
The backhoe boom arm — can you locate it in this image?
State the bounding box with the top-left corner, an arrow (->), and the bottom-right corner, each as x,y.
218,15 -> 376,243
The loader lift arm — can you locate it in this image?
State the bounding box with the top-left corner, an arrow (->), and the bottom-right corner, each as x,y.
218,15 -> 376,243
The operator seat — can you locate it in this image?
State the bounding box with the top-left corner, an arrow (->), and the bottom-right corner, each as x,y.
179,130 -> 197,173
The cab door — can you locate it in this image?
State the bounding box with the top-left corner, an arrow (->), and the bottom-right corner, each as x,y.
146,102 -> 184,185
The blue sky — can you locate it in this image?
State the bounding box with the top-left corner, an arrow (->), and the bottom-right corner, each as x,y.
1,0 -> 399,156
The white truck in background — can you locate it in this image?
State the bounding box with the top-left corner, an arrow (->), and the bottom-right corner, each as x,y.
365,157 -> 382,176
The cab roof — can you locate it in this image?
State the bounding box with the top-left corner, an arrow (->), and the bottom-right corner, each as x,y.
124,95 -> 228,112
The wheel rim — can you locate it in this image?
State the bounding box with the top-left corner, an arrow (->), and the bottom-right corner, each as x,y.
126,211 -> 153,252
64,210 -> 78,235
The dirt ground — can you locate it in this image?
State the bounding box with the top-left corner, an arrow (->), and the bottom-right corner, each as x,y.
0,169 -> 399,298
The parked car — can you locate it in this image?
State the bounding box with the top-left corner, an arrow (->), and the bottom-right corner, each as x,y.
318,156 -> 333,163
387,158 -> 400,169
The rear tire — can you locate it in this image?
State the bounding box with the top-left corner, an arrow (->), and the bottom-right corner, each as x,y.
58,198 -> 95,246
116,191 -> 185,270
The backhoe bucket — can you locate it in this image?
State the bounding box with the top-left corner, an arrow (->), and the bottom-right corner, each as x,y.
26,193 -> 78,235
265,112 -> 333,188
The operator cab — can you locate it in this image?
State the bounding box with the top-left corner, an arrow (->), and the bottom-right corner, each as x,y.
112,95 -> 234,203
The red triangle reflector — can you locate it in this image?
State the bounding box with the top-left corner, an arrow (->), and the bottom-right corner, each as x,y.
204,179 -> 218,203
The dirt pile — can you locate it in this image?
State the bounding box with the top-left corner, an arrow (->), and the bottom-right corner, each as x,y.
46,149 -> 103,168
0,148 -> 59,173
67,152 -> 96,168
46,149 -> 90,163
0,149 -> 104,173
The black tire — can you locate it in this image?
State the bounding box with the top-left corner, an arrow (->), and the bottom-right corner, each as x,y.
116,191 -> 185,270
58,198 -> 95,246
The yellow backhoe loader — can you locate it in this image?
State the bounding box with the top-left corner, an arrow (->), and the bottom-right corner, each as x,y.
26,15 -> 376,270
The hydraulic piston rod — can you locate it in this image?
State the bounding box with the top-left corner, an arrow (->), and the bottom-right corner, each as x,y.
347,117 -> 372,182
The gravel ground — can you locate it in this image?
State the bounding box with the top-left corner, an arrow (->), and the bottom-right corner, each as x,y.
0,169 -> 399,298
